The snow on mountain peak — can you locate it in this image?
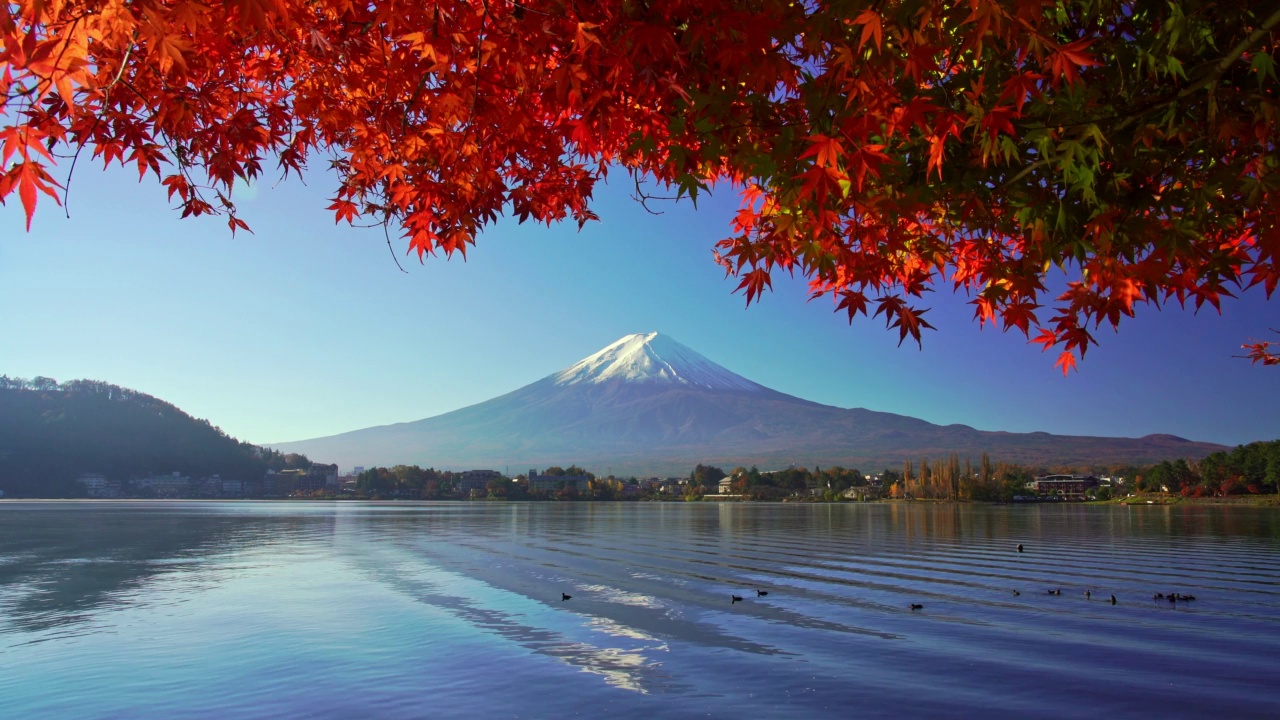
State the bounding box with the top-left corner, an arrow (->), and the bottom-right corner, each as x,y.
553,332 -> 765,391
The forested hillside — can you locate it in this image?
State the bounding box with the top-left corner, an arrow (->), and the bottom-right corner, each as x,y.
0,376 -> 290,497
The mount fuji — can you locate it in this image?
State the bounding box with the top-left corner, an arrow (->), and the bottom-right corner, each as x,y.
272,332 -> 1225,475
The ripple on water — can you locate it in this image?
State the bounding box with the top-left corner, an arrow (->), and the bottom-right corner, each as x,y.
1,501 -> 1278,719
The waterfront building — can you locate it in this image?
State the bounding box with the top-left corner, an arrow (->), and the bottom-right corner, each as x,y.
134,472 -> 192,497
528,469 -> 591,493
460,470 -> 503,492
76,473 -> 109,494
1032,474 -> 1101,498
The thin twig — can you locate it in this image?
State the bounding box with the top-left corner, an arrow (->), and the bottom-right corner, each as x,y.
66,42 -> 136,217
382,217 -> 409,273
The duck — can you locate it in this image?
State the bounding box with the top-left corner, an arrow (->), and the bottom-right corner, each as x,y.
1012,590 -> 1021,596
1047,589 -> 1062,596
756,590 -> 768,597
1110,595 -> 1117,605
1085,590 -> 1092,599
1017,544 -> 1024,553
910,603 -> 924,610
731,595 -> 743,604
561,593 -> 572,601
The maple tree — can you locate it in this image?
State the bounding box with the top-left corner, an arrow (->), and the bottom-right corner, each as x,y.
2,0 -> 1278,372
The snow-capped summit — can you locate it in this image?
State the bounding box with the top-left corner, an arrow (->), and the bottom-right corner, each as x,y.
552,332 -> 765,391
273,330 -> 1228,476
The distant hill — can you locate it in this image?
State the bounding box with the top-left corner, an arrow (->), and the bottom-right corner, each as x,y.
273,332 -> 1229,475
0,377 -> 280,497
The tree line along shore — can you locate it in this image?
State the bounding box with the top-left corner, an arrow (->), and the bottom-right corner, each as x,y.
2,376 -> 1276,502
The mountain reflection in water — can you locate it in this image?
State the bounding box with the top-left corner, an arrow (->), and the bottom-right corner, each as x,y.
2,501 -> 1279,719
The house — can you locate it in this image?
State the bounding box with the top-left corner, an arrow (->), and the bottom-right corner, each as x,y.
460,470 -> 503,492
268,469 -> 306,495
302,463 -> 339,489
76,473 -> 109,495
1032,474 -> 1101,498
718,477 -> 734,494
529,469 -> 591,493
661,478 -> 688,495
134,472 -> 192,497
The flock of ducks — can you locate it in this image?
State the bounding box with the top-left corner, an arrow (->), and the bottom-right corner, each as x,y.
1021,544 -> 1196,609
558,543 -> 1199,612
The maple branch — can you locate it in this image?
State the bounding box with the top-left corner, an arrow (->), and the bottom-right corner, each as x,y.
466,0 -> 491,131
66,43 -> 136,219
1177,5 -> 1280,100
382,216 -> 408,273
104,43 -> 135,93
509,2 -> 554,18
630,174 -> 683,215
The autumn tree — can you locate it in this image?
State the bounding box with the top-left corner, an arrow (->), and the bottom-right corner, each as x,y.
3,1 -> 1278,369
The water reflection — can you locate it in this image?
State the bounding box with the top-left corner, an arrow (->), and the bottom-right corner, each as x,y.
0,503 -> 337,634
1,501 -> 1279,719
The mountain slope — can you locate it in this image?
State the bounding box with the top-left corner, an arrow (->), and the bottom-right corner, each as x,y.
0,378 -> 272,496
273,333 -> 1227,474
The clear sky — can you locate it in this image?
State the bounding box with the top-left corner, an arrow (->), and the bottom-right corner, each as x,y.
2,162 -> 1277,448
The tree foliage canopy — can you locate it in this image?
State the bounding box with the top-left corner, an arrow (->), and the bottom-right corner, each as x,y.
3,0 -> 1278,369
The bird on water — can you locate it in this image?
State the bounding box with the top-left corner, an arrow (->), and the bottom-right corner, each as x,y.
561,593 -> 572,601
756,590 -> 768,597
1110,595 -> 1117,605
910,603 -> 924,610
1012,590 -> 1021,596
1017,544 -> 1024,553
731,595 -> 743,604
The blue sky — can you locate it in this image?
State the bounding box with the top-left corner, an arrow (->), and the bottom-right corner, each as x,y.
2,162 -> 1277,448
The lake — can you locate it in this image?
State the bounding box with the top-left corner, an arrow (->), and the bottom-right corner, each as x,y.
1,501 -> 1278,718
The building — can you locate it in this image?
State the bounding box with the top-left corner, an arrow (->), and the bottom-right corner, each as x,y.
1032,474 -> 1101,498
718,477 -> 734,494
76,473 -> 122,498
460,470 -> 503,493
309,463 -> 339,489
134,472 -> 192,497
528,469 -> 591,493
76,473 -> 109,493
269,469 -> 306,496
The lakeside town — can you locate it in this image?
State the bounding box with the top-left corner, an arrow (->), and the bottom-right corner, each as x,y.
41,463 -> 1166,503
3,376 -> 1276,503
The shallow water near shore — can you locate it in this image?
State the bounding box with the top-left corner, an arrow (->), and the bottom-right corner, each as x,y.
1,501 -> 1278,719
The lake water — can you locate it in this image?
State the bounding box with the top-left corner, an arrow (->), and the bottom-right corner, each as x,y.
1,501 -> 1278,719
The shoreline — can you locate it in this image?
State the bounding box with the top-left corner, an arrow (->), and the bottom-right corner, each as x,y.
3,495 -> 1279,507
